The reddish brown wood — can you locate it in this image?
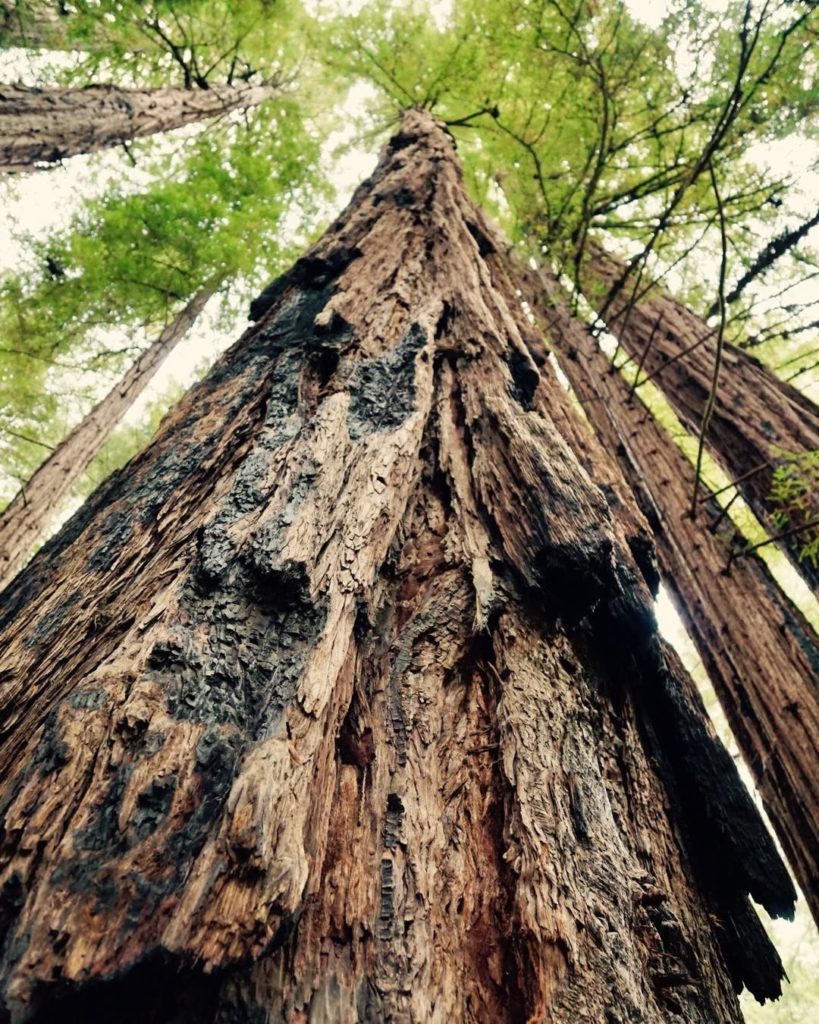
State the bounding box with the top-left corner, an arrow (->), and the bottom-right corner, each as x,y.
527,264 -> 819,928
0,111 -> 793,1023
584,244 -> 819,591
0,83 -> 278,172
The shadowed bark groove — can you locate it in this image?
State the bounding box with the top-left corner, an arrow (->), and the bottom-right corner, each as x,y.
0,286 -> 216,590
527,265 -> 819,928
0,111 -> 794,1023
0,83 -> 278,172
583,244 -> 819,592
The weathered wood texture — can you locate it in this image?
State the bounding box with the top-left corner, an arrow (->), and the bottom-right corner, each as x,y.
583,244 -> 819,591
528,265 -> 819,927
0,83 -> 277,172
0,287 -> 214,591
0,111 -> 794,1023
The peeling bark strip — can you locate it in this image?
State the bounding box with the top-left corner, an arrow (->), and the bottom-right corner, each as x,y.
584,244 -> 819,591
0,287 -> 215,591
0,83 -> 278,172
0,111 -> 794,1023
530,266 -> 819,927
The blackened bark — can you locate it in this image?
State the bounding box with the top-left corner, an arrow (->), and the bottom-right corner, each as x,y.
584,244 -> 819,592
0,83 -> 278,172
528,264 -> 819,927
0,111 -> 793,1023
0,286 -> 214,591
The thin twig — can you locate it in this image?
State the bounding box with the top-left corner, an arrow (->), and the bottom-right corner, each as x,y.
728,516 -> 819,568
691,160 -> 728,516
700,460 -> 772,502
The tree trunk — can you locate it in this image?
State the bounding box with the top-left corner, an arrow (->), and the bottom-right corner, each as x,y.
0,285 -> 214,591
527,264 -> 819,927
0,110 -> 794,1024
583,244 -> 819,592
0,83 -> 278,172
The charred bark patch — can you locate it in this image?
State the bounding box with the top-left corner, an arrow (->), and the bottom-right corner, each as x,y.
23,590 -> 81,649
130,776 -> 177,843
162,575 -> 324,736
378,857 -> 395,942
505,349 -> 539,410
535,536 -> 615,624
347,322 -> 427,439
248,248 -> 361,324
382,793 -> 404,850
33,709 -> 70,775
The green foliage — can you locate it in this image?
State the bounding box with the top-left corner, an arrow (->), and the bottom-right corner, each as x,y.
78,382 -> 185,498
0,92 -> 327,491
9,0 -> 306,88
769,449 -> 819,567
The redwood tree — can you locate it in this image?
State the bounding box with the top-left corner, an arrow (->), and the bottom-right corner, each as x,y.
581,244 -> 819,592
526,264 -> 819,928
0,284 -> 216,589
0,83 -> 280,172
0,110 -> 797,1024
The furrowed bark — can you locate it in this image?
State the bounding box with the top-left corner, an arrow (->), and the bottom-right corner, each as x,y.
583,244 -> 819,592
0,83 -> 278,172
0,111 -> 793,1023
527,265 -> 819,928
0,286 -> 215,591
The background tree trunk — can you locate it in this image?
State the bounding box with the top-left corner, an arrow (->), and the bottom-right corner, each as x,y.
0,111 -> 794,1024
583,244 -> 819,592
529,265 -> 819,927
0,285 -> 215,591
0,83 -> 279,172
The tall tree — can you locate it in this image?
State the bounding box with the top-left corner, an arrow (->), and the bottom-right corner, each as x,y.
0,285 -> 215,589
0,82 -> 281,173
581,243 -> 819,590
0,111 -> 795,1024
525,263 -> 819,926
0,103 -> 322,509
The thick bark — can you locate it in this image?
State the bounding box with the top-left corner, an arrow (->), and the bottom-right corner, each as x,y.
528,265 -> 819,927
584,244 -> 819,591
0,83 -> 277,172
0,111 -> 794,1023
0,286 -> 214,591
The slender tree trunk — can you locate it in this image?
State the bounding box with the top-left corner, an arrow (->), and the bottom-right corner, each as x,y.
0,83 -> 278,172
527,264 -> 819,927
0,285 -> 214,591
0,111 -> 794,1024
583,244 -> 819,591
